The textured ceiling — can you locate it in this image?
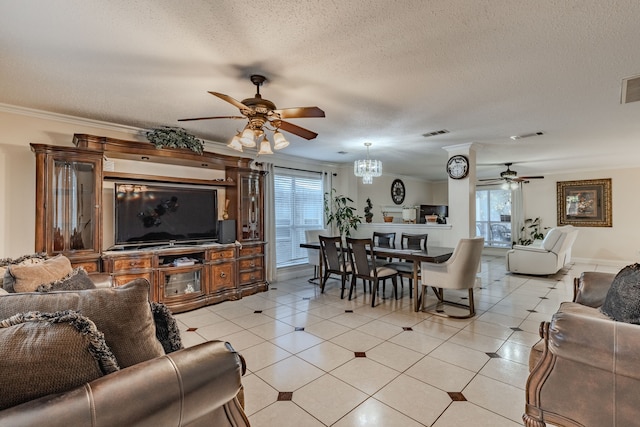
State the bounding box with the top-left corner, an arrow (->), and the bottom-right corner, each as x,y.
1,0 -> 640,180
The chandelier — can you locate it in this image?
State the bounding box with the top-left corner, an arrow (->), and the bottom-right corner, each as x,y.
354,142 -> 382,184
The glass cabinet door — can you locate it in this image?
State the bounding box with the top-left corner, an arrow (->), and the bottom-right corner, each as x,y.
51,159 -> 97,252
241,173 -> 262,241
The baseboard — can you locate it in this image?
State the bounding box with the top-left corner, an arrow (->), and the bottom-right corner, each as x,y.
276,264 -> 314,282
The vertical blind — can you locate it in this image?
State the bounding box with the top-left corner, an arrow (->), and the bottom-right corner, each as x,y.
274,168 -> 324,268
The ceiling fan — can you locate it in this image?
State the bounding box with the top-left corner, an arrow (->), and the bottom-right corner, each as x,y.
478,163 -> 544,188
179,75 -> 325,152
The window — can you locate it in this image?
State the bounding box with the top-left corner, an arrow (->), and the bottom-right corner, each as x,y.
476,188 -> 512,248
274,168 -> 324,267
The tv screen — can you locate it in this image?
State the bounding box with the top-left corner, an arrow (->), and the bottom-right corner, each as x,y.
114,183 -> 218,246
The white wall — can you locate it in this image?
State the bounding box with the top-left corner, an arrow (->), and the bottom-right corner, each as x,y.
522,167 -> 640,264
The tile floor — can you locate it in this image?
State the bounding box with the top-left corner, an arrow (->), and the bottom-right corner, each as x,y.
174,256 -> 622,426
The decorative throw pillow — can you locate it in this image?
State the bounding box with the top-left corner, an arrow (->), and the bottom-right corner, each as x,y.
600,263 -> 640,323
1,253 -> 48,292
150,301 -> 184,353
0,310 -> 119,410
0,279 -> 165,368
5,254 -> 73,293
36,267 -> 96,292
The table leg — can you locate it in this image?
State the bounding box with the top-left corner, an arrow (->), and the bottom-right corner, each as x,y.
413,262 -> 420,312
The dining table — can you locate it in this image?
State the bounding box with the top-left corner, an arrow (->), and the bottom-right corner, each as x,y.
300,242 -> 454,312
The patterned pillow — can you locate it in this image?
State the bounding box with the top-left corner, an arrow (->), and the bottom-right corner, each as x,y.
36,267 -> 96,292
601,263 -> 640,323
150,302 -> 184,353
1,253 -> 48,292
5,254 -> 73,293
0,310 -> 119,410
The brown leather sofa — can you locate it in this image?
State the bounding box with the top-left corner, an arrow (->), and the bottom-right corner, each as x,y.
0,279 -> 251,427
523,271 -> 637,427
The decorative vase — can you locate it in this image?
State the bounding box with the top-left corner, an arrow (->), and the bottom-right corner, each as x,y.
383,216 -> 394,223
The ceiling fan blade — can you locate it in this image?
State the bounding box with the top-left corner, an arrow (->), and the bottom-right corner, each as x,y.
208,91 -> 250,112
276,120 -> 318,140
519,175 -> 545,179
478,178 -> 502,181
178,116 -> 245,122
272,106 -> 325,119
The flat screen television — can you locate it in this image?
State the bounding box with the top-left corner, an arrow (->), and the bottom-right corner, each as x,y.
114,183 -> 218,247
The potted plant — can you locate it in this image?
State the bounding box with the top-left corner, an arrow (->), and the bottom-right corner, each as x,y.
518,217 -> 546,245
324,189 -> 362,237
146,127 -> 205,154
364,198 -> 374,223
381,210 -> 394,222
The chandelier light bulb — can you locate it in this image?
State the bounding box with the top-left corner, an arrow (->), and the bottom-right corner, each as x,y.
353,142 -> 382,184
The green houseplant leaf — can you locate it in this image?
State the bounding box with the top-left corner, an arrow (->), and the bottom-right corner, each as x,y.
146,127 -> 204,154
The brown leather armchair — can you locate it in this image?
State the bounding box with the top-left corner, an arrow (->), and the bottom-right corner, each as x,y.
0,340 -> 250,427
523,271 -> 639,427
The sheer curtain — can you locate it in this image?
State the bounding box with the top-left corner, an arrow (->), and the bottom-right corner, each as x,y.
511,184 -> 524,245
262,162 -> 277,282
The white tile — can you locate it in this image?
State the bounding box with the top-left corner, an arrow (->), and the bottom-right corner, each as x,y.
271,330 -> 324,354
331,358 -> 400,395
333,398 -> 425,427
405,356 -> 476,391
366,341 -> 424,372
330,329 -> 384,352
254,355 -> 324,391
433,401 -> 522,427
293,374 -> 368,425
297,341 -> 354,371
463,374 -> 525,423
241,373 -> 278,416
248,401 -> 325,427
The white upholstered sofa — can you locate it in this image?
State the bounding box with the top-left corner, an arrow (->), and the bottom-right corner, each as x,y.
506,225 -> 578,275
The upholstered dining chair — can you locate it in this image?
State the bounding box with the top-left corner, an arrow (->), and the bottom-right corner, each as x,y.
420,237 -> 484,318
346,237 -> 399,307
304,228 -> 328,283
318,235 -> 351,298
385,233 -> 428,299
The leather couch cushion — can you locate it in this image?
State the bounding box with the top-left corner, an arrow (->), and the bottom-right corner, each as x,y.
0,310 -> 119,410
0,280 -> 164,368
5,254 -> 72,293
601,263 -> 640,323
35,267 -> 96,292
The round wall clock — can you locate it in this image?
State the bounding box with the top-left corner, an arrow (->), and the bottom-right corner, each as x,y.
391,179 -> 405,205
447,155 -> 469,179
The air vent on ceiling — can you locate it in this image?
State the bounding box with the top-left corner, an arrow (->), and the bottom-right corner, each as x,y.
510,131 -> 544,140
422,129 -> 450,138
622,75 -> 640,104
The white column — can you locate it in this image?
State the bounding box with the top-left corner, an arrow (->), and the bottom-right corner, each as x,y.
443,143 -> 477,246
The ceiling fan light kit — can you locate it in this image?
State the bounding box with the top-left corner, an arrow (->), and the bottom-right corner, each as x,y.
354,142 -> 382,184
179,74 -> 324,156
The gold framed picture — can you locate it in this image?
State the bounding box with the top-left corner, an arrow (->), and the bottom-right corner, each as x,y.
557,178 -> 612,227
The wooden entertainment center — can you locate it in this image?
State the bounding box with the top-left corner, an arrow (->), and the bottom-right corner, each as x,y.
31,133 -> 268,313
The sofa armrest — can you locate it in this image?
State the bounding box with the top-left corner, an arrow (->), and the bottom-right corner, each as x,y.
510,245 -> 548,253
525,302 -> 640,427
0,340 -> 249,427
572,271 -> 615,307
88,272 -> 113,288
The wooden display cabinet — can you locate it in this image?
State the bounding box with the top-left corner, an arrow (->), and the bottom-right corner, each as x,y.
33,134 -> 269,313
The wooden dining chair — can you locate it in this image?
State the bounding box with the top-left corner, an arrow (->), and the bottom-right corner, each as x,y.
420,237 -> 484,318
385,233 -> 428,299
346,237 -> 399,306
318,235 -> 351,298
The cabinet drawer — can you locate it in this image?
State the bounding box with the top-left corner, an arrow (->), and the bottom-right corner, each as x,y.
208,249 -> 235,260
113,272 -> 152,287
240,270 -> 264,284
113,257 -> 152,271
212,263 -> 234,289
240,246 -> 263,256
239,257 -> 263,270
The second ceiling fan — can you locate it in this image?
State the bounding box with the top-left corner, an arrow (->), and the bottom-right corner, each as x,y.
478,163 -> 544,188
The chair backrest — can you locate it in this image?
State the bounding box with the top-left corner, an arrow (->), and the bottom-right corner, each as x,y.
346,237 -> 375,279
319,235 -> 345,272
401,233 -> 428,250
372,232 -> 395,248
305,229 -> 328,266
423,237 -> 484,290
